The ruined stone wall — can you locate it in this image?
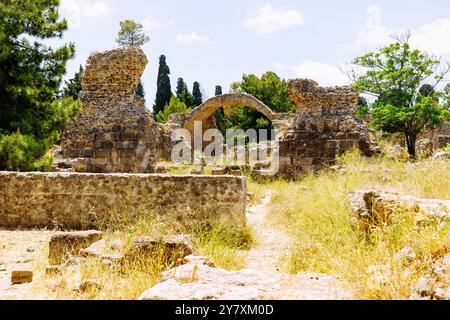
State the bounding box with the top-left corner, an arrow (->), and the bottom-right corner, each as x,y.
0,172 -> 247,230
418,121 -> 450,152
60,47 -> 166,173
279,79 -> 375,173
57,47 -> 376,176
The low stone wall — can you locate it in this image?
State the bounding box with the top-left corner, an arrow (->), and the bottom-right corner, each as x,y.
0,172 -> 247,230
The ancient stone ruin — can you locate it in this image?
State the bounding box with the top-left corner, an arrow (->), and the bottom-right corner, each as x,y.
56,47 -> 376,175
59,47 -> 169,173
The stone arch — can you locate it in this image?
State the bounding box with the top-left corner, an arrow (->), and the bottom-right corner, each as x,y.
182,93 -> 277,132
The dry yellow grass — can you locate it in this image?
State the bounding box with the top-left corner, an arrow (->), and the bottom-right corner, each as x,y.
31,204 -> 252,300
253,150 -> 450,299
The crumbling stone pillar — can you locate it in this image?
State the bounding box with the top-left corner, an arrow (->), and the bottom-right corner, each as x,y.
279,79 -> 377,173
60,47 -> 163,173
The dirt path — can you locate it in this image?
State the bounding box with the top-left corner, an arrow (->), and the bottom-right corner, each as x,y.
246,192 -> 293,273
244,191 -> 354,299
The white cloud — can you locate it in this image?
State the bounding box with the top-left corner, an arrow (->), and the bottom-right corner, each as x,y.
350,5 -> 450,56
176,32 -> 214,45
243,4 -> 304,34
274,60 -> 349,86
141,15 -> 173,32
60,0 -> 114,29
351,5 -> 391,52
411,18 -> 450,56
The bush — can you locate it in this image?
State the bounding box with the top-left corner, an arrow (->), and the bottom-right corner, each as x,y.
0,97 -> 81,171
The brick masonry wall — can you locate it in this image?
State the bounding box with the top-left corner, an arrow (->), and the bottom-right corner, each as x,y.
0,172 -> 247,230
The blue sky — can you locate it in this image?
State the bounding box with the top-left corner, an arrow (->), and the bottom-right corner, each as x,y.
56,0 -> 450,107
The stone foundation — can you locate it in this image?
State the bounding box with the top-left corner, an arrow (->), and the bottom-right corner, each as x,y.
0,172 -> 247,230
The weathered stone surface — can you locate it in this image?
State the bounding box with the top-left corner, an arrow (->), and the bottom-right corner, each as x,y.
48,231 -> 103,265
75,280 -> 102,293
0,172 -> 247,230
59,47 -> 168,173
80,239 -> 126,263
287,79 -> 358,115
418,121 -> 450,153
129,234 -> 194,261
348,190 -> 450,234
138,255 -> 352,300
11,270 -> 33,284
411,254 -> 450,300
433,152 -> 450,160
211,167 -> 225,175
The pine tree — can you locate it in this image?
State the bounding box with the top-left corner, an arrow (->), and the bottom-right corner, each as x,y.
215,85 -> 223,96
135,81 -> 145,99
192,81 -> 203,106
116,20 -> 150,47
62,65 -> 83,99
154,55 -> 172,115
0,0 -> 76,171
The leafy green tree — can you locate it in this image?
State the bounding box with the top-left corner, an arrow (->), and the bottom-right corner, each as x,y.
154,55 -> 172,115
0,0 -> 76,170
155,96 -> 191,123
419,84 -> 435,97
215,85 -> 223,96
215,72 -> 295,138
356,96 -> 370,117
116,19 -> 150,47
175,77 -> 194,107
61,65 -> 83,99
351,32 -> 450,158
238,72 -> 296,113
192,81 -> 203,106
443,84 -> 450,110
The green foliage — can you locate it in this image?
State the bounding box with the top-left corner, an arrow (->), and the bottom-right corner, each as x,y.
238,72 -> 296,113
175,77 -> 194,107
155,96 -> 191,123
356,96 -> 370,117
61,65 -> 83,99
0,0 -> 76,171
135,80 -> 145,99
215,85 -> 223,96
116,20 -> 149,47
351,32 -> 450,158
215,71 -> 295,137
192,81 -> 203,106
438,143 -> 450,153
442,84 -> 450,110
419,84 -> 435,97
153,55 -> 172,115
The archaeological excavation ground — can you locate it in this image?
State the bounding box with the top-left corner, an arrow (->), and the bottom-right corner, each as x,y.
1,1 -> 450,304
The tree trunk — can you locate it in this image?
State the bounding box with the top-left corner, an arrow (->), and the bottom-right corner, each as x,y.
405,132 -> 417,159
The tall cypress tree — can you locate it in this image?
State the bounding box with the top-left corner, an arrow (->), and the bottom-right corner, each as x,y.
176,77 -> 194,107
135,81 -> 145,99
192,81 -> 203,106
154,55 -> 172,115
215,85 -> 223,96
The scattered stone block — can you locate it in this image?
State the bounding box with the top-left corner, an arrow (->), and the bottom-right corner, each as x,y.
76,280 -> 102,293
48,230 -> 103,265
191,167 -> 203,174
129,234 -> 194,261
211,167 -> 225,175
46,265 -> 62,275
155,164 -> 169,173
11,270 -> 33,284
80,239 -> 126,263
